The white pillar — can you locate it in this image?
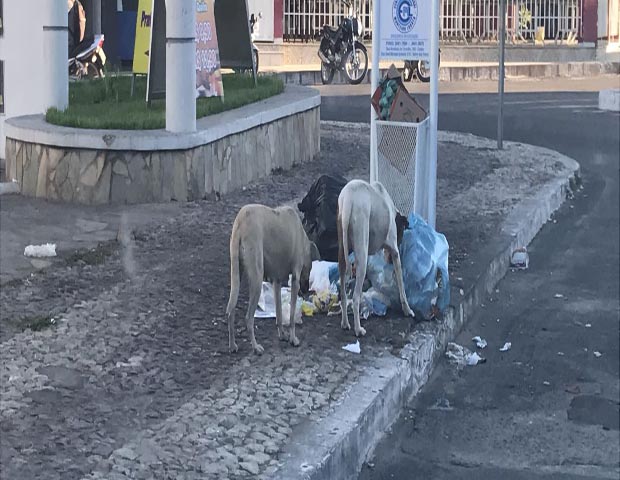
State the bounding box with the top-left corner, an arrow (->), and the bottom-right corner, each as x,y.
166,0 -> 196,133
428,0 -> 440,229
42,0 -> 68,111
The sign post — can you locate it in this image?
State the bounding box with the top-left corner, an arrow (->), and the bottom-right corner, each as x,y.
428,0 -> 439,229
370,0 -> 437,228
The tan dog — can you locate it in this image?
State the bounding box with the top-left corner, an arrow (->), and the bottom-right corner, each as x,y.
337,180 -> 415,337
226,204 -> 320,354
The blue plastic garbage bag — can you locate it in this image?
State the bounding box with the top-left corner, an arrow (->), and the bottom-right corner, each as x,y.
366,213 -> 450,319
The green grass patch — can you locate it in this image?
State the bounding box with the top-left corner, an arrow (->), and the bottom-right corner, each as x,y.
46,74 -> 284,130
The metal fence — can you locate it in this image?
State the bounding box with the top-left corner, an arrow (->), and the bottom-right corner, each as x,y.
283,0 -> 583,43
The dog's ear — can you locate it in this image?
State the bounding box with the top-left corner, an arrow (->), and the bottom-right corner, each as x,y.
309,242 -> 321,262
395,212 -> 410,247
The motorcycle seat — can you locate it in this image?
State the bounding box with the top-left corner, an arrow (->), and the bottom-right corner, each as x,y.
323,25 -> 339,37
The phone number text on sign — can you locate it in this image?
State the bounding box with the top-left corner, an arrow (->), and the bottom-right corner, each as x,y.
196,21 -> 212,44
196,48 -> 219,72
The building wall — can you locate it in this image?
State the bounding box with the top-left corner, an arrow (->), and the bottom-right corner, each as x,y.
0,1 -> 46,162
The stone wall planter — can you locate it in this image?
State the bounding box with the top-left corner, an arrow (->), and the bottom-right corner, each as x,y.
4,86 -> 320,205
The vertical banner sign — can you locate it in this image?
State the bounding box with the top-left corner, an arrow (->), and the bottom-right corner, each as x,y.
380,0 -> 431,60
133,0 -> 152,74
196,0 -> 224,98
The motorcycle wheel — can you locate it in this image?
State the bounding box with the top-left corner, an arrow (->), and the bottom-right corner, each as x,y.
415,51 -> 439,83
343,42 -> 368,85
321,62 -> 335,85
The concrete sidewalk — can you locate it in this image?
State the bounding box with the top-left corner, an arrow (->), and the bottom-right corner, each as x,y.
0,123 -> 578,480
258,60 -> 620,86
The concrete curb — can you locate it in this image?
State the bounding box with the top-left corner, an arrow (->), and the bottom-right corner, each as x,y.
271,131 -> 580,480
267,62 -> 620,86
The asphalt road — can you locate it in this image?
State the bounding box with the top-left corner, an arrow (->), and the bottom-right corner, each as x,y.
317,78 -> 620,479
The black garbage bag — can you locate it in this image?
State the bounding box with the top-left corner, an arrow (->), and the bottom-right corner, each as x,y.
298,174 -> 348,262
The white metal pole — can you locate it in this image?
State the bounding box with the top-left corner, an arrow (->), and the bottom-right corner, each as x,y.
428,0 -> 440,229
42,0 -> 68,112
370,0 -> 380,183
166,0 -> 197,133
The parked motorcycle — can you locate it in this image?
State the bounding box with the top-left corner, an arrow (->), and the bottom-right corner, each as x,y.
68,0 -> 106,79
69,35 -> 107,79
317,0 -> 368,85
403,49 -> 441,83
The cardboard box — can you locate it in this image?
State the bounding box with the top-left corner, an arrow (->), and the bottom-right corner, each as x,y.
389,86 -> 428,123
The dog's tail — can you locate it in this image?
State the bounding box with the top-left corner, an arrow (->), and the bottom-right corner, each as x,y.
226,222 -> 242,317
338,195 -> 353,278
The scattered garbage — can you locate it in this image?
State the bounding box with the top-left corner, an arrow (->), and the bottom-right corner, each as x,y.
500,342 -> 512,352
115,356 -> 143,368
472,336 -> 488,349
342,340 -> 361,354
510,247 -> 529,269
365,213 -> 450,319
301,301 -> 316,317
594,351 -> 602,358
371,65 -> 427,123
309,260 -> 338,293
446,342 -> 486,367
298,174 -> 348,262
311,290 -> 339,315
360,288 -> 389,319
24,243 -> 57,258
254,283 -> 302,325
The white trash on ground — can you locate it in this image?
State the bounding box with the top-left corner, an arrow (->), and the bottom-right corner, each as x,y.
24,243 -> 57,258
309,260 -> 338,294
500,342 -> 512,352
446,342 -> 486,366
510,247 -> 529,269
254,282 -> 302,325
342,340 -> 361,354
472,336 -> 488,349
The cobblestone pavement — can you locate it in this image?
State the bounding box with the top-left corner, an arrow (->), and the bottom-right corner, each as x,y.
0,124 -> 568,480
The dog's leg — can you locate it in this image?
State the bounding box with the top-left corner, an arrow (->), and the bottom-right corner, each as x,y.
288,276 -> 301,347
337,211 -> 351,330
226,310 -> 238,353
245,278 -> 264,355
243,249 -> 265,355
226,230 -> 242,353
386,241 -> 415,318
352,228 -> 369,337
274,281 -> 286,341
